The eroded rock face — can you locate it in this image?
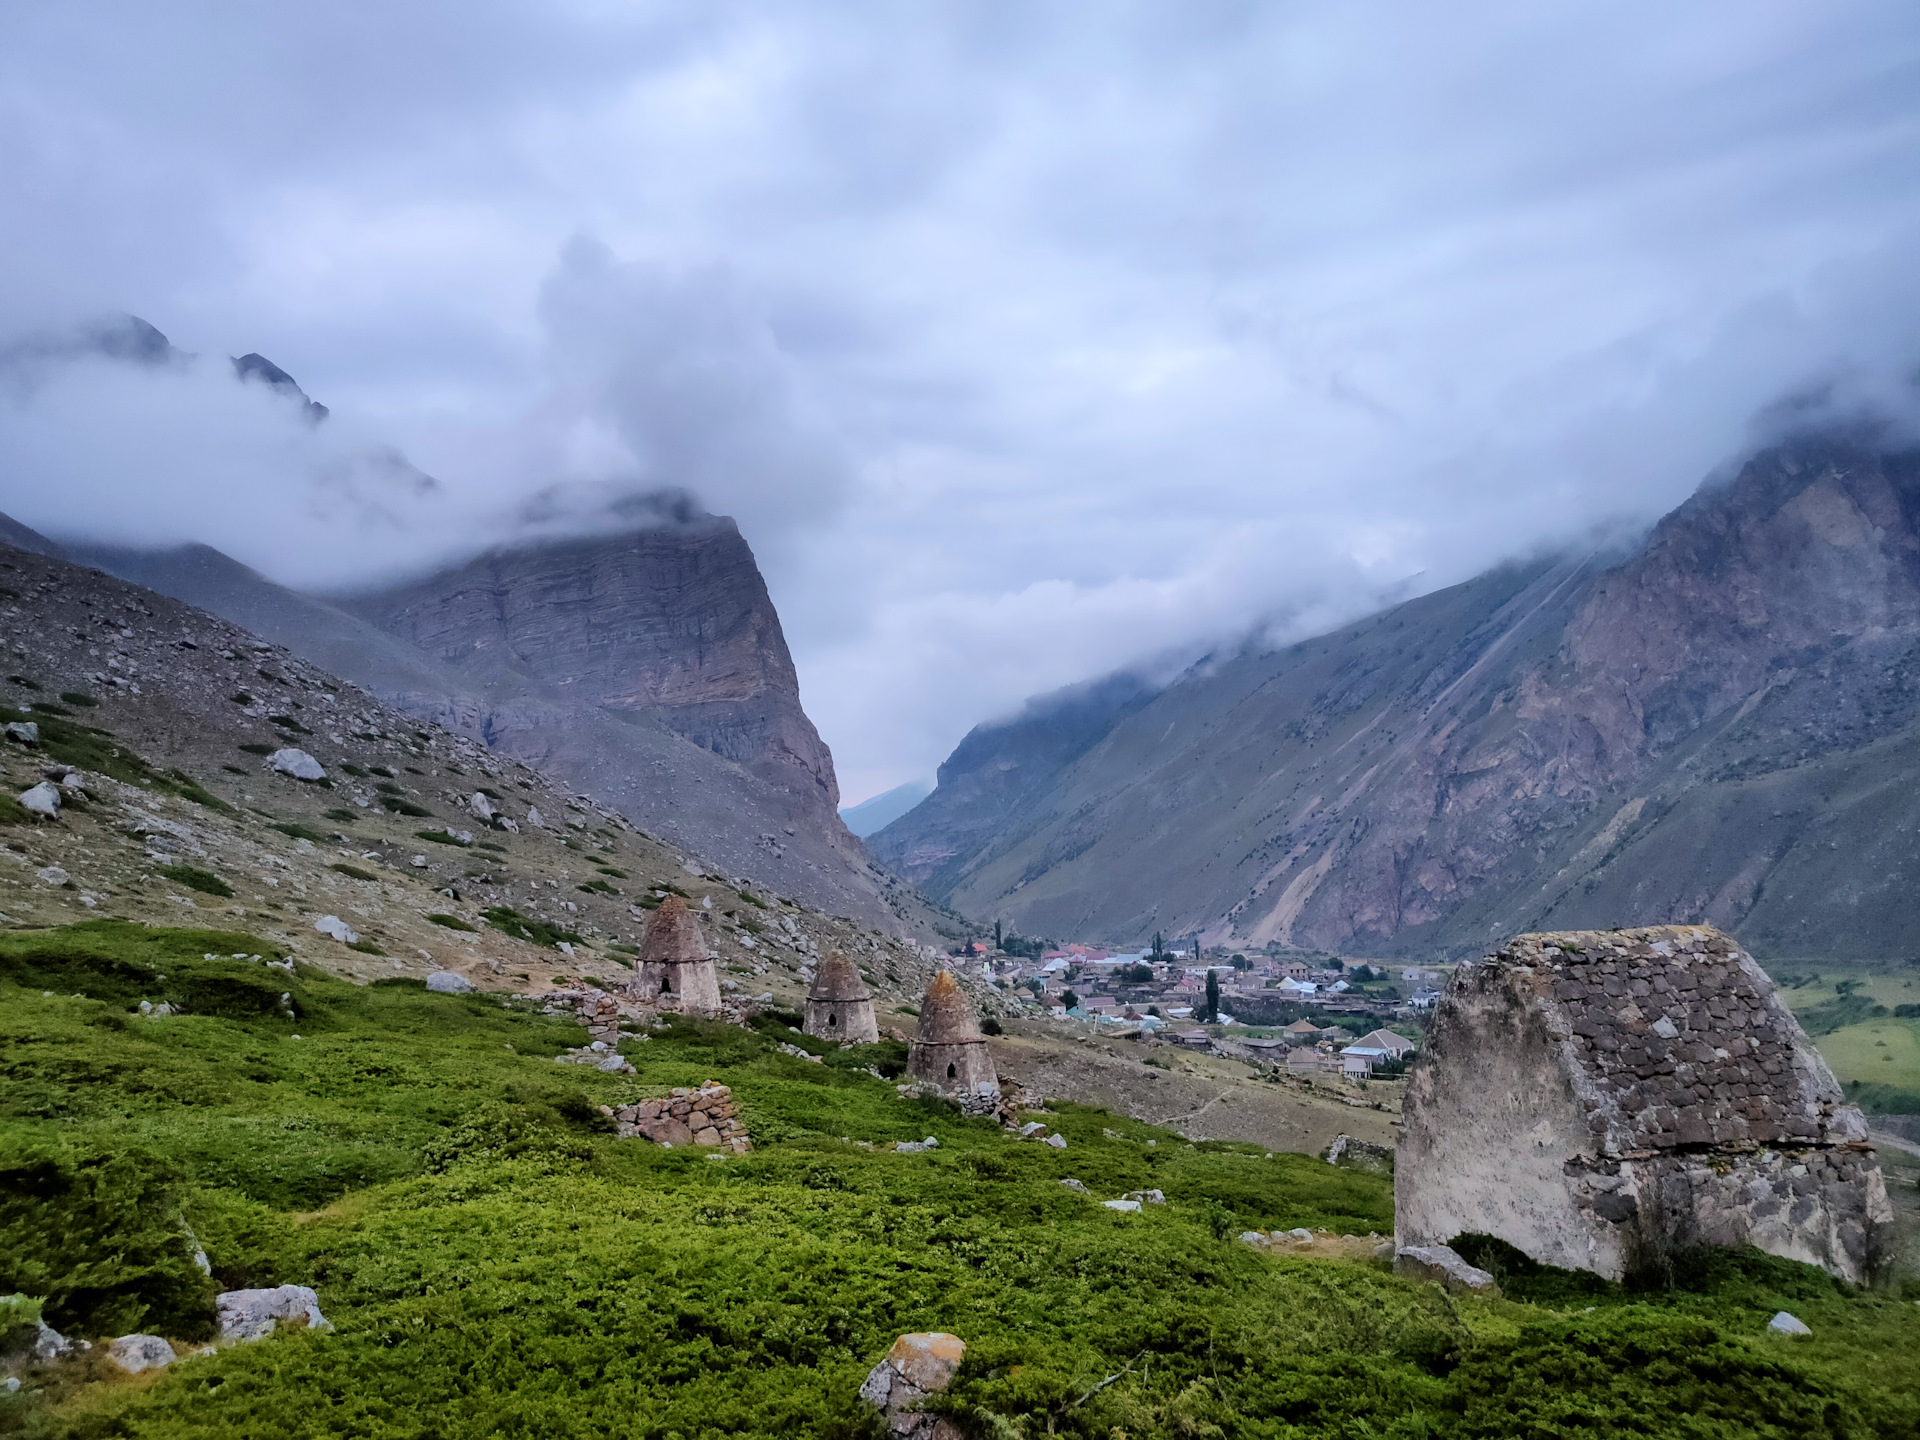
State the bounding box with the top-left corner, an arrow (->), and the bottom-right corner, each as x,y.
1398,925 -> 1894,1284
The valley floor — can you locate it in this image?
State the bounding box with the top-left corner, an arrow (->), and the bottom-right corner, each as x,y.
4,922 -> 1919,1439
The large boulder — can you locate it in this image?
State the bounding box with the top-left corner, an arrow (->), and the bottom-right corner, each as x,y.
313,914 -> 360,944
267,748 -> 327,781
859,1332 -> 967,1439
215,1285 -> 331,1343
426,971 -> 475,994
17,782 -> 60,818
1393,1245 -> 1499,1296
108,1334 -> 176,1373
4,721 -> 40,745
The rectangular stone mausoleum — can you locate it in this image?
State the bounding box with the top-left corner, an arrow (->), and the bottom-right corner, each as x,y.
1398,926 -> 1892,1284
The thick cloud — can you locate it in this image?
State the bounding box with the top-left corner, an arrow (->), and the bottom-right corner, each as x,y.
2,1 -> 1918,800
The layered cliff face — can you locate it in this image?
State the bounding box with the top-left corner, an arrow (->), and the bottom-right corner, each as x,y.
888,431 -> 1920,959
339,521 -> 841,818
50,523 -> 921,936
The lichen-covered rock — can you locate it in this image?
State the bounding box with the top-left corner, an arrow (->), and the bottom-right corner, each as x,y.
1398,925 -> 1894,1284
216,1285 -> 331,1343
860,1332 -> 967,1439
1394,1244 -> 1500,1295
108,1334 -> 176,1373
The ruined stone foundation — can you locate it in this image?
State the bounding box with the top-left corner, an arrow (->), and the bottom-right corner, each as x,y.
1397,926 -> 1892,1285
907,970 -> 1000,1098
803,950 -> 880,1044
633,894 -> 722,1017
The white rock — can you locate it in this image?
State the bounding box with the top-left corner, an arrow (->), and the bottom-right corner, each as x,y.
445,828 -> 473,845
1042,1132 -> 1067,1149
19,783 -> 61,818
4,720 -> 40,744
1123,1189 -> 1166,1205
1059,1178 -> 1090,1194
32,1320 -> 72,1362
267,748 -> 327,782
1103,1199 -> 1142,1212
1767,1311 -> 1812,1336
35,864 -> 69,884
56,769 -> 88,792
1393,1244 -> 1499,1294
313,914 -> 360,945
526,806 -> 545,828
410,855 -> 428,868
467,792 -> 496,821
494,816 -> 519,833
426,970 -> 475,993
215,1285 -> 331,1343
1018,1121 -> 1046,1138
109,1334 -> 176,1373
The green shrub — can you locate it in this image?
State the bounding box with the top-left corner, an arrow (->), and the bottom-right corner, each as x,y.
269,821 -> 328,843
324,807 -> 360,823
381,797 -> 433,818
481,907 -> 582,948
347,940 -> 387,956
414,828 -> 470,847
238,743 -> 275,756
0,1140 -> 217,1340
426,914 -> 477,932
154,864 -> 234,898
331,863 -> 379,882
58,692 -> 98,708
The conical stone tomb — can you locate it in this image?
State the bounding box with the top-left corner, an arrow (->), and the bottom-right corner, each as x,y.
634,894 -> 722,1016
804,950 -> 879,1043
907,970 -> 998,1096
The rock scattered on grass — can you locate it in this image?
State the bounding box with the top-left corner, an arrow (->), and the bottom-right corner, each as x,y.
425,971 -> 475,994
108,1335 -> 176,1373
19,783 -> 60,818
1767,1311 -> 1812,1336
1393,1244 -> 1500,1296
216,1285 -> 331,1343
267,748 -> 326,781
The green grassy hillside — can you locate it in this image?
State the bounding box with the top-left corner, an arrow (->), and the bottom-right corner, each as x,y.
4,922 -> 1918,1438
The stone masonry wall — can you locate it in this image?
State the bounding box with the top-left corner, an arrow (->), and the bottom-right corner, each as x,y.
614,1082 -> 751,1153
1399,926 -> 1893,1284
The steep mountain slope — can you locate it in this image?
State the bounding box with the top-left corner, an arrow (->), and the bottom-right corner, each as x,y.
6,315 -> 925,934
52,529 -> 925,936
0,532 -> 940,999
867,672 -> 1158,892
891,431 -> 1920,961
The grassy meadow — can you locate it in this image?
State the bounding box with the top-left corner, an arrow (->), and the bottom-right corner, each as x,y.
3,920 -> 1919,1439
1773,967 -> 1920,1114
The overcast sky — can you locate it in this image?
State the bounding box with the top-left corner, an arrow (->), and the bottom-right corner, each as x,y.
4,2 -> 1920,803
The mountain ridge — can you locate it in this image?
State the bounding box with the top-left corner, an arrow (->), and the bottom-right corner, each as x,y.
877,429 -> 1920,961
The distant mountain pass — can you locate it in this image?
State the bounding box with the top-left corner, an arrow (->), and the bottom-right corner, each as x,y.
889,432 -> 1920,962
841,782 -> 931,838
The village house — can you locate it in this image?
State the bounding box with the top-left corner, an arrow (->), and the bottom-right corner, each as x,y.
1341,1028 -> 1418,1066
1286,1047 -> 1342,1076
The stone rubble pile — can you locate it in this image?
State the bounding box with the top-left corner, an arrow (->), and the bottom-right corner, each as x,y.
614,1082 -> 751,1152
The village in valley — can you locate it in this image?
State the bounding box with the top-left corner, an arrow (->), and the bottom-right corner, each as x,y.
945,927 -> 1434,1082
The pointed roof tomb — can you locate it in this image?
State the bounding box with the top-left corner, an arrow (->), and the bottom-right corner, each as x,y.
1398,925 -> 1892,1285
804,950 -> 879,1043
634,895 -> 722,1016
907,970 -> 999,1096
